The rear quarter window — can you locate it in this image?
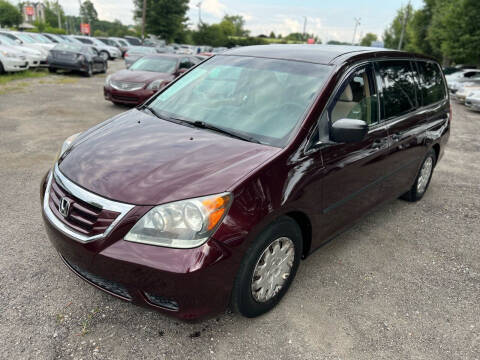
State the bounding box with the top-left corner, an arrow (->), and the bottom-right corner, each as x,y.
416,61 -> 447,105
376,60 -> 418,119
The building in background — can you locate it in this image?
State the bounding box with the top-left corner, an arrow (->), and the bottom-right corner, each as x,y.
22,2 -> 46,24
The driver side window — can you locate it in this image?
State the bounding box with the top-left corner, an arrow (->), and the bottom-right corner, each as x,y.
329,65 -> 378,126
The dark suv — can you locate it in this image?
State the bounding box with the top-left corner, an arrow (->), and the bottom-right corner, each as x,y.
41,45 -> 450,320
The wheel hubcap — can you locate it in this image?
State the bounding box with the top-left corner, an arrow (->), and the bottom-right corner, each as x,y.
417,157 -> 433,194
251,237 -> 295,303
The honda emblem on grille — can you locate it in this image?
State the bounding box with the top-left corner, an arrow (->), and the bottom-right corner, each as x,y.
59,197 -> 71,217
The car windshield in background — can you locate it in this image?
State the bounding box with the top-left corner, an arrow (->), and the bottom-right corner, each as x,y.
129,57 -> 177,73
53,43 -> 83,52
0,35 -> 17,46
16,34 -> 35,43
148,55 -> 331,147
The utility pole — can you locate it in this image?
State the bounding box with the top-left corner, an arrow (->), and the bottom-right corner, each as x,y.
303,16 -> 307,41
398,1 -> 411,50
352,17 -> 361,45
196,1 -> 203,25
57,0 -> 61,29
141,0 -> 147,43
78,0 -> 83,34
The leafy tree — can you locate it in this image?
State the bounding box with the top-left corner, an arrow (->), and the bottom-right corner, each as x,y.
383,3 -> 413,50
269,31 -> 276,38
360,33 -> 378,46
133,0 -> 189,42
80,0 -> 98,23
43,0 -> 65,28
429,0 -> 480,64
327,40 -> 351,45
222,15 -> 249,36
192,23 -> 227,47
0,0 -> 22,28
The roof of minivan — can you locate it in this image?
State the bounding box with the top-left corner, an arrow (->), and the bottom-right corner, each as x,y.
224,44 -> 433,65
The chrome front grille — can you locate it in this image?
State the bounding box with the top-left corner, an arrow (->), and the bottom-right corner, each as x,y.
110,80 -> 145,91
43,165 -> 135,243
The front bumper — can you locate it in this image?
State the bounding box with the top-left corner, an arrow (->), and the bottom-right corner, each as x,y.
40,169 -> 239,320
48,59 -> 89,73
104,85 -> 156,105
2,57 -> 29,72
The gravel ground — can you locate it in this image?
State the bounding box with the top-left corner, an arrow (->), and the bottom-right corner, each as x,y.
0,60 -> 479,360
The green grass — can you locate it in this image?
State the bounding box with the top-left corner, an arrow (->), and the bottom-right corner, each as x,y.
0,69 -> 48,85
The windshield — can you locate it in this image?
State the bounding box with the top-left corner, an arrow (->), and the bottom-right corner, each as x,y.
148,55 -> 331,147
130,56 -> 177,73
16,33 -> 35,43
30,33 -> 52,43
0,35 -> 17,46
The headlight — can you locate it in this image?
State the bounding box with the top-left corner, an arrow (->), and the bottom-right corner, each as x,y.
105,75 -> 112,86
55,133 -> 80,164
147,80 -> 166,90
125,193 -> 232,248
1,51 -> 17,58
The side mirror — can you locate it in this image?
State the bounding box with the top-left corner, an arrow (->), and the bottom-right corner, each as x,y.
331,119 -> 368,143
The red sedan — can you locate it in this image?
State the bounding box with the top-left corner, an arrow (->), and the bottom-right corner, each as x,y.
104,54 -> 200,106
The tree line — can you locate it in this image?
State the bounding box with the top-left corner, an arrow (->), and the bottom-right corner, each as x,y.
384,0 -> 480,65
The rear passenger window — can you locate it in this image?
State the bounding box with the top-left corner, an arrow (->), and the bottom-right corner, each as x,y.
377,61 -> 417,119
417,61 -> 446,105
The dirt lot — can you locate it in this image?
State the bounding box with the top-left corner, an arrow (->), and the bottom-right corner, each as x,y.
0,60 -> 479,360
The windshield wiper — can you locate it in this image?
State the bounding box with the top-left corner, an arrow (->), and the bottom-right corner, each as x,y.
142,108 -> 262,144
189,120 -> 262,144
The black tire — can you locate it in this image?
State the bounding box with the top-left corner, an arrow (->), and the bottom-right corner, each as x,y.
84,63 -> 93,77
48,67 -> 56,73
0,61 -> 5,74
401,149 -> 437,202
100,61 -> 107,74
231,216 -> 303,318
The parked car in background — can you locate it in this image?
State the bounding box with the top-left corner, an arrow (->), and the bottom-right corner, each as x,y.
453,80 -> 480,103
47,43 -> 107,77
175,45 -> 194,54
107,37 -> 130,57
104,54 -> 199,105
124,36 -> 142,46
41,45 -> 449,320
0,31 -> 50,62
0,34 -> 43,67
124,46 -> 158,67
42,33 -> 67,44
0,43 -> 29,73
465,90 -> 480,111
212,47 -> 228,53
446,69 -> 480,91
72,36 -> 121,60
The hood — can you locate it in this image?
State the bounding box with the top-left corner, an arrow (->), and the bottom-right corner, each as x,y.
24,44 -> 48,56
59,109 -> 280,205
111,69 -> 173,84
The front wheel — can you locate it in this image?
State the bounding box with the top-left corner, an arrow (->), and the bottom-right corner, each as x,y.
231,216 -> 303,318
100,51 -> 109,61
401,149 -> 436,202
83,63 -> 93,77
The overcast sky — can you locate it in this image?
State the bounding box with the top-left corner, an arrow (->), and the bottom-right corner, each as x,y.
14,0 -> 425,42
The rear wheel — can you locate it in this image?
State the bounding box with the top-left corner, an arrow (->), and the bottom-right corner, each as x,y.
100,61 -> 107,74
401,149 -> 436,202
231,216 -> 302,318
0,61 -> 5,74
48,67 -> 56,73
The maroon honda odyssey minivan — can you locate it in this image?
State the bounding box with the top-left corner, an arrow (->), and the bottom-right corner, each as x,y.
41,45 -> 450,320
